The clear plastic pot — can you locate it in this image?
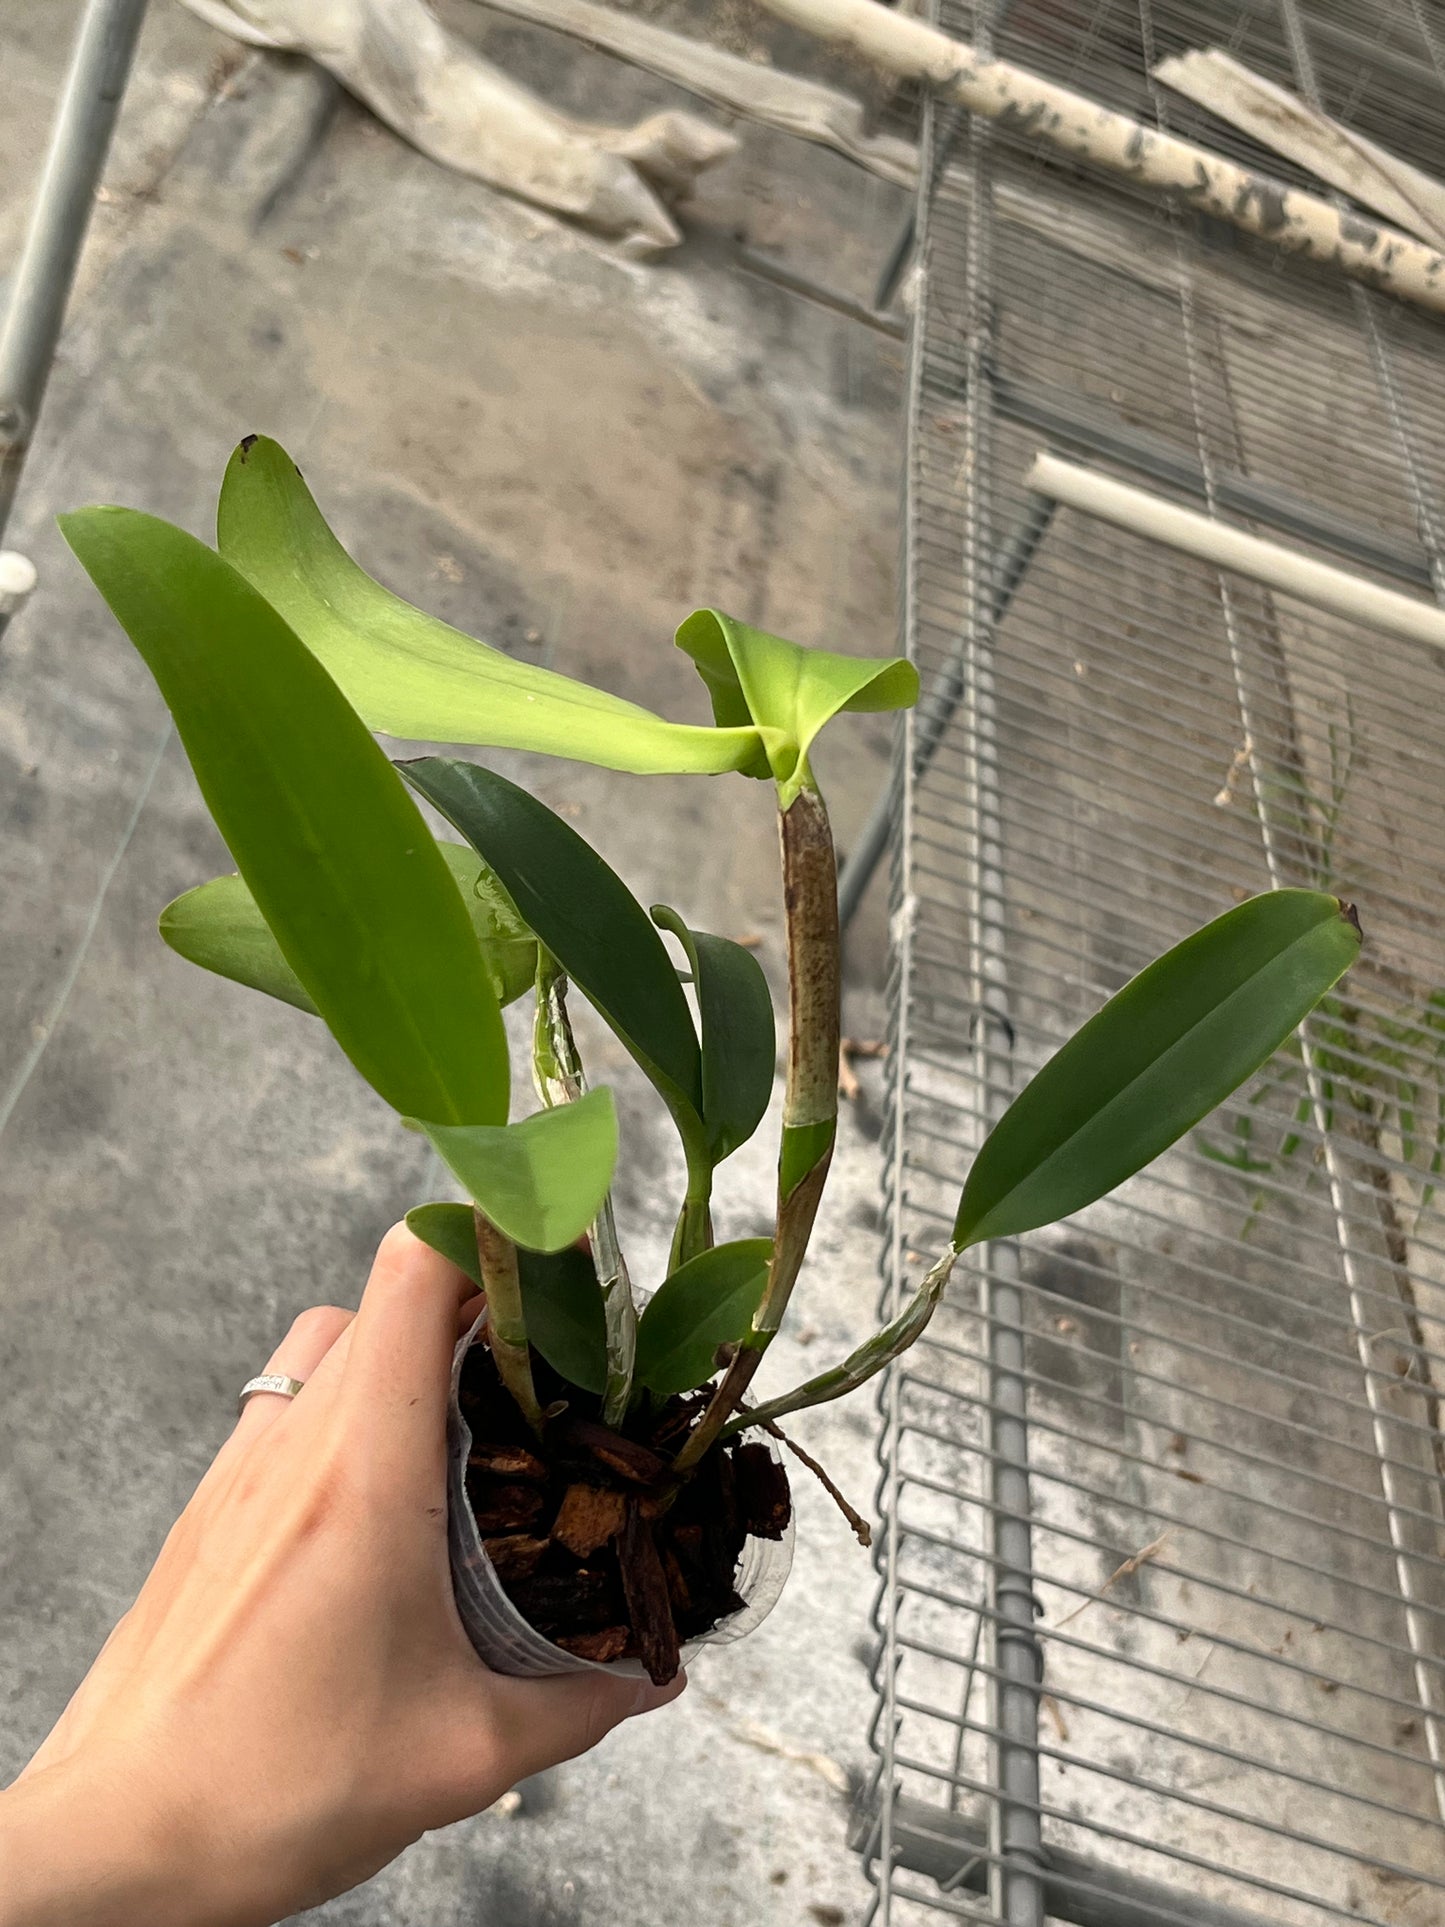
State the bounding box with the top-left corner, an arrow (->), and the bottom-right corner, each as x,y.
446,1313 -> 794,1677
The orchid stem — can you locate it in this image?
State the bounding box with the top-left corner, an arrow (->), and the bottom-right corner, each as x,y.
473,1208 -> 544,1437
722,1247 -> 959,1436
533,954 -> 637,1427
673,778 -> 840,1473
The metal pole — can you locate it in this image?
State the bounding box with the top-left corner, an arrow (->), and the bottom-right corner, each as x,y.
956,3 -> 1045,1918
838,492 -> 1054,929
861,1796 -> 1296,1927
0,0 -> 149,551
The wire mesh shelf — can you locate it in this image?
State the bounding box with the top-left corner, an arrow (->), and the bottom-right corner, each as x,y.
861,2 -> 1445,1922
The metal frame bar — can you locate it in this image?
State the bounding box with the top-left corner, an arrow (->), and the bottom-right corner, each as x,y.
837,354 -> 1437,927
0,0 -> 149,584
838,493 -> 1054,930
856,1792 -> 1401,1927
947,9 -> 1045,1918
864,0 -> 1445,1918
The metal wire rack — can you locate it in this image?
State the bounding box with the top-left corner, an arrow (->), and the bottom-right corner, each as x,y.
859,2 -> 1445,1922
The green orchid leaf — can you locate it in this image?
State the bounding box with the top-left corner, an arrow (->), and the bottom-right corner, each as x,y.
675,609 -> 918,802
405,1202 -> 607,1393
161,872 -> 320,1017
61,507 -> 508,1127
406,1202 -> 484,1287
518,1244 -> 609,1395
653,906 -> 775,1163
401,757 -> 707,1147
162,843 -> 537,1016
634,1239 -> 773,1396
217,436 -> 769,777
420,1087 -> 618,1253
954,890 -> 1362,1250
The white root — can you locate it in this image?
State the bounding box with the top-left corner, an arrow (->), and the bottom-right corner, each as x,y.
750,0 -> 1445,314
178,0 -> 736,254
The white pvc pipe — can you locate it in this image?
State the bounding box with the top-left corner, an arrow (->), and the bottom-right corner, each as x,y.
0,550 -> 37,622
1025,452 -> 1445,656
752,0 -> 1445,315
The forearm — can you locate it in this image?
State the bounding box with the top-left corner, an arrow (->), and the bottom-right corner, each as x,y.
0,1764 -> 203,1927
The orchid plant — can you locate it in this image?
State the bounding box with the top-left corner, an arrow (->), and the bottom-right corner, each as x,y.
63,435 -> 1360,1486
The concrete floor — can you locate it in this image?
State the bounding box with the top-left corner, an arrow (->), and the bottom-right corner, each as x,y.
0,6 -> 912,1922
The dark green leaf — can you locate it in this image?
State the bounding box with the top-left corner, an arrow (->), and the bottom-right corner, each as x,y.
421,1088 -> 618,1253
61,507 -> 508,1126
634,1239 -> 773,1396
675,609 -> 918,801
519,1245 -> 609,1395
405,1203 -> 607,1393
653,906 -> 775,1163
401,757 -> 705,1137
161,843 -> 537,1015
217,437 -> 765,776
954,890 -> 1361,1249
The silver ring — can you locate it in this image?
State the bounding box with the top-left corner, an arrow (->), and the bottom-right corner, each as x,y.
238,1372 -> 306,1413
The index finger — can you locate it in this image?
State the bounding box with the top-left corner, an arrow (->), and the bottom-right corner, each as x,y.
340,1222 -> 474,1476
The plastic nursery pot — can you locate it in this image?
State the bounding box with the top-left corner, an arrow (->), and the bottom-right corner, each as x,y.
446,1315 -> 795,1678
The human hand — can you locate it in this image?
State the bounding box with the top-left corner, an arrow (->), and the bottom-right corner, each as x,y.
0,1225 -> 683,1927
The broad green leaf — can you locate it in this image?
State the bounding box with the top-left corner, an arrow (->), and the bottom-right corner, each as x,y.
406,1201 -> 484,1286
162,844 -> 537,1016
216,436 -> 770,776
519,1244 -> 609,1395
653,906 -> 776,1163
675,609 -> 918,802
421,1087 -> 618,1252
61,508 -> 508,1126
406,1202 -> 607,1393
954,890 -> 1361,1250
161,872 -> 320,1017
401,757 -> 706,1144
634,1239 -> 773,1395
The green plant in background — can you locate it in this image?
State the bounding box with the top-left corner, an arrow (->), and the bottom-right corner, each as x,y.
1200,701 -> 1445,1232
62,434 -> 1362,1677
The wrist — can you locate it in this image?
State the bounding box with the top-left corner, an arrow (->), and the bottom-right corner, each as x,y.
0,1759 -> 207,1927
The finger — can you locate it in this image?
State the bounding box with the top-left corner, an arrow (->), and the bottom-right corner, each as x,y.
232,1303 -> 354,1443
339,1223 -> 472,1475
444,1669 -> 687,1811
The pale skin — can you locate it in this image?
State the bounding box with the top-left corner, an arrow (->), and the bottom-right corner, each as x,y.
0,1226 -> 683,1927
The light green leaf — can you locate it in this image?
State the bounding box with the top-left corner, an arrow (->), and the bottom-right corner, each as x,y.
653,906 -> 775,1163
420,1088 -> 619,1252
61,507 -> 508,1126
954,890 -> 1362,1250
161,872 -> 320,1017
675,609 -> 918,802
216,436 -> 770,776
406,1201 -> 484,1286
406,1202 -> 607,1393
161,843 -> 537,1016
401,757 -> 707,1149
634,1239 -> 773,1396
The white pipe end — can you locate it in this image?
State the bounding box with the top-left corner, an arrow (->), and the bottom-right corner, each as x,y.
0,550 -> 37,616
